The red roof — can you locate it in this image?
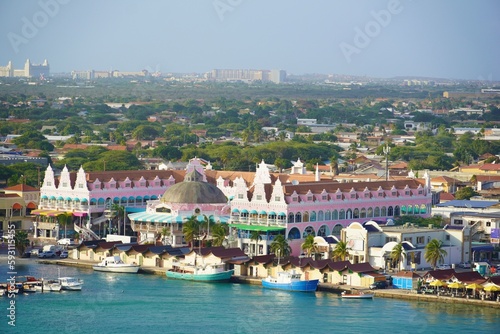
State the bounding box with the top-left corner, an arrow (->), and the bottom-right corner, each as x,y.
452,271 -> 487,284
440,192 -> 455,201
4,184 -> 38,192
423,269 -> 456,281
479,163 -> 500,171
393,271 -> 421,279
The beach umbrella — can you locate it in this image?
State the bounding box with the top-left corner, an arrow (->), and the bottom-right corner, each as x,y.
466,283 -> 484,290
447,282 -> 465,289
429,280 -> 447,287
483,285 -> 500,292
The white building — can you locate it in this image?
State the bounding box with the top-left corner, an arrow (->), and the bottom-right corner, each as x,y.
341,220 -> 471,271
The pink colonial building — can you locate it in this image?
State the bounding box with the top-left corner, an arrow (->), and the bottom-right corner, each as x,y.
34,158 -> 432,256
218,160 -> 433,256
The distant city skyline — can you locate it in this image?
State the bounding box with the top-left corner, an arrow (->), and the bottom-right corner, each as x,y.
1,0 -> 499,81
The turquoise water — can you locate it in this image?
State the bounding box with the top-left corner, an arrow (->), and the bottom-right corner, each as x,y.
1,260 -> 499,334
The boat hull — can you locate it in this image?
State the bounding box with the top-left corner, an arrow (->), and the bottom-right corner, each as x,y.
341,292 -> 374,299
166,269 -> 234,282
93,265 -> 140,274
262,279 -> 319,292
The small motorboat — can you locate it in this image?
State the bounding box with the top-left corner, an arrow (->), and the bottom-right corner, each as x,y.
93,256 -> 140,274
341,290 -> 374,299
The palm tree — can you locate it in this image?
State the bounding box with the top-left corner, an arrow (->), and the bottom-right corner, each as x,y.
57,212 -> 73,239
330,156 -> 339,176
424,239 -> 448,269
161,227 -> 170,245
211,224 -> 228,247
270,235 -> 291,265
301,235 -> 319,258
249,230 -> 262,257
111,203 -> 125,235
182,215 -> 201,250
14,230 -> 29,256
332,241 -> 349,261
390,243 -> 406,272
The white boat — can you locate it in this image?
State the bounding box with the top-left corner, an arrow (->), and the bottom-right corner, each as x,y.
166,263 -> 234,282
93,256 -> 140,274
58,277 -> 84,291
34,280 -> 62,292
341,290 -> 374,299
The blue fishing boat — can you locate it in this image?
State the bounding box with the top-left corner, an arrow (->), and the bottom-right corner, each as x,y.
166,263 -> 234,282
262,270 -> 319,292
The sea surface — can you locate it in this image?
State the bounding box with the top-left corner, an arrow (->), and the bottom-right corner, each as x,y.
0,259 -> 499,334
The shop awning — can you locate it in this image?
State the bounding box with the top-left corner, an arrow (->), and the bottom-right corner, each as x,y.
31,209 -> 51,215
72,212 -> 88,217
229,224 -> 285,232
128,212 -> 181,224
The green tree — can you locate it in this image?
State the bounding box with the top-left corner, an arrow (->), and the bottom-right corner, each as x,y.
111,203 -> 125,235
454,186 -> 479,200
424,239 -> 447,269
12,131 -> 54,151
270,235 -> 291,265
250,230 -> 262,257
14,230 -> 29,256
301,234 -> 319,258
211,224 -> 228,247
57,213 -> 73,239
182,215 -> 201,250
332,241 -> 349,261
161,227 -> 171,245
390,243 -> 406,272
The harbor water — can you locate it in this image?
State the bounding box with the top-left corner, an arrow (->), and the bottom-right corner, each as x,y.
1,260 -> 499,334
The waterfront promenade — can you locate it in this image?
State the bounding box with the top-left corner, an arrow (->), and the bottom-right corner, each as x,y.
31,256 -> 500,309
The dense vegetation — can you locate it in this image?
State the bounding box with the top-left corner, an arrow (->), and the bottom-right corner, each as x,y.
1,78 -> 499,186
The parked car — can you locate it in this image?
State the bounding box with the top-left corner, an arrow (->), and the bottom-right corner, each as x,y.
38,251 -> 56,258
30,248 -> 40,256
57,238 -> 75,246
458,262 -> 471,269
370,281 -> 388,289
437,264 -> 451,270
59,250 -> 68,258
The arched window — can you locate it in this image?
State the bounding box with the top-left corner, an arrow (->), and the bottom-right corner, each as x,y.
318,210 -> 324,221
346,209 -> 353,219
401,205 -> 407,215
330,210 -> 336,220
288,227 -> 300,240
339,209 -> 346,220
366,207 -> 372,218
303,211 -> 310,222
420,204 -> 427,214
310,211 -> 316,222
394,206 -> 400,216
318,225 -> 329,237
302,226 -> 316,238
354,208 -> 360,219
374,207 -> 380,217
407,205 -> 412,215
381,206 -> 387,217
325,210 -> 332,221
295,212 -> 302,223
332,224 -> 343,235
288,213 -> 295,223
388,206 -> 394,216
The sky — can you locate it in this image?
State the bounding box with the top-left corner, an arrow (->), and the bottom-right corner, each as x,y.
0,0 -> 499,80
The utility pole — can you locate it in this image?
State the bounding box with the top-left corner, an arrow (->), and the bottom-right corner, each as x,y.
383,144 -> 390,181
